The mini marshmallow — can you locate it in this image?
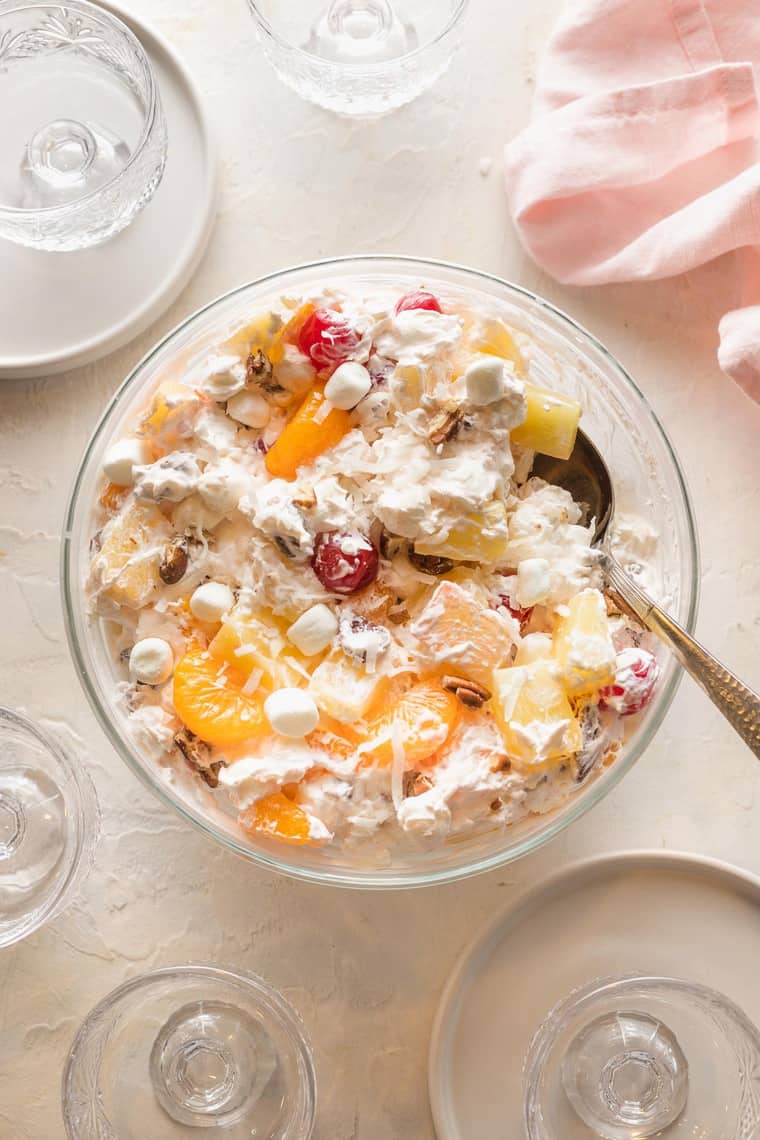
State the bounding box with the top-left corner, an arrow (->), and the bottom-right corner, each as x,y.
515,557 -> 552,607
514,632 -> 554,667
264,688 -> 320,738
129,637 -> 174,685
226,389 -> 271,428
102,438 -> 152,487
286,604 -> 339,656
324,361 -> 372,410
189,581 -> 235,623
464,355 -> 508,406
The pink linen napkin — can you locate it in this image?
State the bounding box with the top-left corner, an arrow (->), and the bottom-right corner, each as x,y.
504,0 -> 760,402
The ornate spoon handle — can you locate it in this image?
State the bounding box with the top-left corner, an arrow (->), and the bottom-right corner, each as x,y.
603,553 -> 760,759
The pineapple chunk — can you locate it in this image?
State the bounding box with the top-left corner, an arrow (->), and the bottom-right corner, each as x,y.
553,588 -> 616,696
265,383 -> 352,481
410,580 -> 513,687
470,318 -> 525,375
510,384 -> 581,460
309,649 -> 385,723
209,611 -> 309,691
389,363 -> 424,411
90,500 -> 171,609
491,662 -> 582,772
221,309 -> 284,362
414,499 -> 509,564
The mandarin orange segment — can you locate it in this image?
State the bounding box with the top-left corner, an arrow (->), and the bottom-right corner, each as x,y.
239,792 -> 316,846
173,649 -> 267,748
359,679 -> 460,768
99,482 -> 129,512
410,581 -> 513,687
265,384 -> 352,481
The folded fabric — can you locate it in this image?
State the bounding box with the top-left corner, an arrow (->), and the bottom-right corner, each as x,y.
504,0 -> 760,402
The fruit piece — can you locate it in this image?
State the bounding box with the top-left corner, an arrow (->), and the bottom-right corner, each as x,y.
494,595 -> 534,630
395,289 -> 442,315
309,649 -> 386,723
410,580 -> 513,686
510,384 -> 581,460
139,383 -> 201,449
173,648 -> 266,747
470,318 -> 525,374
311,532 -> 379,594
298,308 -> 363,371
209,612 -> 308,691
91,499 -> 172,608
239,792 -> 319,846
265,384 -> 351,481
553,588 -> 616,696
99,482 -> 129,512
414,499 -> 509,564
221,309 -> 284,361
360,679 -> 460,768
491,662 -> 582,772
599,647 -> 659,716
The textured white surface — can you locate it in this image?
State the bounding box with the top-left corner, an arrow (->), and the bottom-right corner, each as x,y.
0,1 -> 759,1136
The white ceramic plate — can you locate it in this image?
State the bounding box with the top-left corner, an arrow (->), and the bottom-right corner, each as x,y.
429,850 -> 760,1139
0,0 -> 217,379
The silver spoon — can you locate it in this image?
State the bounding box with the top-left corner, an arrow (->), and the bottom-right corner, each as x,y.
532,432 -> 760,758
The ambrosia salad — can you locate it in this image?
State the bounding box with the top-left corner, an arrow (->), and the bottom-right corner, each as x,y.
86,284 -> 659,848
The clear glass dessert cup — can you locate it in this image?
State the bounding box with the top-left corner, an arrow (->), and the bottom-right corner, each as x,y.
0,706 -> 97,946
61,256 -> 699,889
0,0 -> 167,251
246,0 -> 468,116
523,975 -> 760,1140
61,965 -> 317,1139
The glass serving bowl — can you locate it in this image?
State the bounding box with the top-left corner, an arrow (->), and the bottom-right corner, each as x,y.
0,0 -> 167,251
246,0 -> 467,116
61,256 -> 698,888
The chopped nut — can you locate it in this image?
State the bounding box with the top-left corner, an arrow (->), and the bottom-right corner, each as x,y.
442,674 -> 492,709
174,730 -> 224,788
292,487 -> 317,509
408,549 -> 455,576
427,403 -> 464,445
378,527 -> 408,561
273,534 -> 303,560
159,538 -> 189,584
246,348 -> 289,402
403,770 -> 434,798
490,798 -> 502,812
490,754 -> 512,773
246,348 -> 273,383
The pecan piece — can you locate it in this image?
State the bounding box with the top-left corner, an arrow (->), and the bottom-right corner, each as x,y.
427,404 -> 463,446
490,754 -> 512,774
174,730 -> 224,789
159,538 -> 189,584
378,527 -> 408,561
246,348 -> 274,383
441,674 -> 492,709
292,487 -> 317,509
403,770 -> 434,798
408,549 -> 455,576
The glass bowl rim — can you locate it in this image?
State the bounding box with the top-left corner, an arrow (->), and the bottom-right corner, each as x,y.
61,963 -> 317,1138
60,253 -> 700,889
246,0 -> 469,71
0,0 -> 160,220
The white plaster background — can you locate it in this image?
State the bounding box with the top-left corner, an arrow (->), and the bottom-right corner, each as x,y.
1,1 -> 759,1136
